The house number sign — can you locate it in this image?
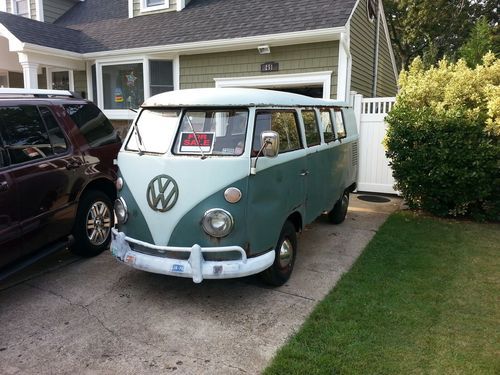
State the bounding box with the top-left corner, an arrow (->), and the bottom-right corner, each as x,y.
261,62 -> 279,73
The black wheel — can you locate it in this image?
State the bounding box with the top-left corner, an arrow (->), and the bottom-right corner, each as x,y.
328,191 -> 349,224
71,190 -> 113,257
261,220 -> 297,286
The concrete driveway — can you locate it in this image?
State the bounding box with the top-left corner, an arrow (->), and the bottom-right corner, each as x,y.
0,194 -> 400,375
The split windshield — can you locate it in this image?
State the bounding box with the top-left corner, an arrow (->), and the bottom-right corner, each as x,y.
126,108 -> 248,156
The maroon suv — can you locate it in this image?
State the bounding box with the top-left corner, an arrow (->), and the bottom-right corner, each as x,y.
0,89 -> 121,270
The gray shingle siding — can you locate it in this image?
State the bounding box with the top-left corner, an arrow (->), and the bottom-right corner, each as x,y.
350,0 -> 376,97
37,67 -> 47,89
350,0 -> 397,97
43,0 -> 77,23
375,22 -> 397,96
8,71 -> 23,88
180,42 -> 339,98
73,70 -> 87,97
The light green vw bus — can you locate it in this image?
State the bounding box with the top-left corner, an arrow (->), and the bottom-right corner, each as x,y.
111,88 -> 358,285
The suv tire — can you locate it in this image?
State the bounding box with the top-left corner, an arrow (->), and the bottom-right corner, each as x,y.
71,190 -> 113,257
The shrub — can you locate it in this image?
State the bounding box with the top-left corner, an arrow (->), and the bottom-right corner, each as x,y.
385,54 -> 499,220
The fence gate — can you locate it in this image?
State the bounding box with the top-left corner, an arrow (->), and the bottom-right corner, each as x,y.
353,96 -> 397,195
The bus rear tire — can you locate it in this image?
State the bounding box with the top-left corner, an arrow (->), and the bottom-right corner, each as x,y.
261,221 -> 297,286
328,191 -> 349,224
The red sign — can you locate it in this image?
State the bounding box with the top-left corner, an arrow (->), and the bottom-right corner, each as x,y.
179,132 -> 215,153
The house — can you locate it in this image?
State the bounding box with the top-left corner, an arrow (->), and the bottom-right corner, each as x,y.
0,0 -> 398,129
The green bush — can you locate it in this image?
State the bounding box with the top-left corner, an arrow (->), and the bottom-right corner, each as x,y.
385,54 -> 499,220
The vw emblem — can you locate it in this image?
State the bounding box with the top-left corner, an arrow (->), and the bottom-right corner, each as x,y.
146,175 -> 179,212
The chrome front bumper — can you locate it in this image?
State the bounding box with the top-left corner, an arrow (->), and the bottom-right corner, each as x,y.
111,229 -> 275,283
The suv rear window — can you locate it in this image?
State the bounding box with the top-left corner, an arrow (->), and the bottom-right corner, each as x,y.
64,103 -> 120,147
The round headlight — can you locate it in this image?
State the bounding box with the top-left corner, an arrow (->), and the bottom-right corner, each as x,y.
115,177 -> 124,191
202,209 -> 234,238
114,198 -> 128,224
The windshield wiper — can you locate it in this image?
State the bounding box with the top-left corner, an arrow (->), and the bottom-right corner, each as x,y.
129,108 -> 145,154
185,113 -> 207,160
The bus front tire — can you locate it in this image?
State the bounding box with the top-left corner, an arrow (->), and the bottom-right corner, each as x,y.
328,191 -> 349,224
261,220 -> 297,286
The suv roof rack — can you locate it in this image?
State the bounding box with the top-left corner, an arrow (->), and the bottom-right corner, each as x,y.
0,88 -> 78,98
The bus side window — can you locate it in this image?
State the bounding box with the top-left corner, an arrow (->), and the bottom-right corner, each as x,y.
253,110 -> 302,155
334,109 -> 347,139
302,110 -> 321,147
320,109 -> 335,143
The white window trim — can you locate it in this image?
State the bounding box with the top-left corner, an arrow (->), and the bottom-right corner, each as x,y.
11,0 -> 31,18
214,71 -> 333,100
86,61 -> 94,102
35,0 -> 44,21
96,56 -> 179,120
140,0 -> 169,13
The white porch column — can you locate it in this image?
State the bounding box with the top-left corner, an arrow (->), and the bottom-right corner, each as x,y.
20,62 -> 39,89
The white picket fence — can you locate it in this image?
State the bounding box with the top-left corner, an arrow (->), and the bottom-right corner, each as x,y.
351,94 -> 397,195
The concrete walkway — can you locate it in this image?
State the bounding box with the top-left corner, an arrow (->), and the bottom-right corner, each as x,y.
0,194 -> 400,374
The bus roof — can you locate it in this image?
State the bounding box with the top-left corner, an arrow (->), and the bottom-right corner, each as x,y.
142,88 -> 348,108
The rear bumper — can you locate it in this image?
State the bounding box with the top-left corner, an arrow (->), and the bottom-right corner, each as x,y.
111,229 -> 274,283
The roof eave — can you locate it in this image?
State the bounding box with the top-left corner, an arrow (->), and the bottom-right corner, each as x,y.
1,26 -> 346,62
84,27 -> 346,58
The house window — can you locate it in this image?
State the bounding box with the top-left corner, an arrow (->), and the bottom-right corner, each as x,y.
142,0 -> 169,11
150,60 -> 174,96
102,63 -> 144,110
147,0 -> 163,6
52,71 -> 70,90
0,73 -> 8,88
99,59 -> 174,114
14,0 -> 29,17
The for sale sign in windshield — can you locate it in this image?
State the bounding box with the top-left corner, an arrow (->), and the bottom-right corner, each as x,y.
178,132 -> 215,153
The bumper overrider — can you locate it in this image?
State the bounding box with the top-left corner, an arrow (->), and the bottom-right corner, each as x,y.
111,228 -> 275,283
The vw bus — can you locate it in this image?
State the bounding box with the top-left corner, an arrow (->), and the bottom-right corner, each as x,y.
111,88 -> 358,285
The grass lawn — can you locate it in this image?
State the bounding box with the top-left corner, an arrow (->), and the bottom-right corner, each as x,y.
265,211 -> 499,374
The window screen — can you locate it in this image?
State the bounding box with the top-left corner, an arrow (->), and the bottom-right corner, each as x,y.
15,0 -> 29,17
0,106 -> 54,165
146,0 -> 164,6
150,60 -> 174,96
302,110 -> 321,147
254,110 -> 301,154
64,103 -> 120,147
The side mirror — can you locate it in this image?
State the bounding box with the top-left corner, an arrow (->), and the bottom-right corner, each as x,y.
261,131 -> 279,158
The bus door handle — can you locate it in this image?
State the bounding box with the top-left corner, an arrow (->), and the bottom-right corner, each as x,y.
300,170 -> 310,176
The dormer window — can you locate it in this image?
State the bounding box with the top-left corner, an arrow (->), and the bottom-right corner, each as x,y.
13,0 -> 29,17
141,0 -> 169,12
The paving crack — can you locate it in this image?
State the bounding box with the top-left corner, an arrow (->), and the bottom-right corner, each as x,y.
265,288 -> 316,302
26,283 -> 119,339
